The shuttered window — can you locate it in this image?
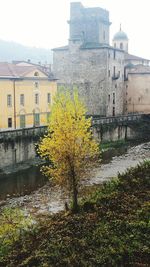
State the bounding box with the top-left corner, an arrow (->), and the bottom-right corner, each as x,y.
8,117 -> 12,128
47,93 -> 51,104
7,94 -> 12,107
20,94 -> 24,106
34,113 -> 40,126
20,115 -> 25,128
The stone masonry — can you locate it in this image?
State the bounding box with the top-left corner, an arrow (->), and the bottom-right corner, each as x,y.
53,2 -> 125,116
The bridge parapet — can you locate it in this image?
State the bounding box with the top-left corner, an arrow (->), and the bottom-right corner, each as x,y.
92,114 -> 143,126
0,126 -> 47,142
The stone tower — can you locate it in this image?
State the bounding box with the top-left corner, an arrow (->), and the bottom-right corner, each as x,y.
53,2 -> 125,116
68,2 -> 111,46
112,25 -> 128,52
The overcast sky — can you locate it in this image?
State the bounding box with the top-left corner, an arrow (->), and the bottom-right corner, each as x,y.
0,0 -> 150,59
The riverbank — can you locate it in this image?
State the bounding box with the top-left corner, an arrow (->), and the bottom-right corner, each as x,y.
1,141 -> 150,216
0,139 -> 144,176
1,160 -> 150,267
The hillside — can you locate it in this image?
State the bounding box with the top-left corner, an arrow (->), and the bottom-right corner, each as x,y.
0,160 -> 150,267
0,39 -> 53,64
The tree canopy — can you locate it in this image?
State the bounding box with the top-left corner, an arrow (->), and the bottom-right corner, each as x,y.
38,90 -> 99,212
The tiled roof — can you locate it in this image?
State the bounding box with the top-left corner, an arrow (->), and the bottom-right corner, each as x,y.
0,62 -> 56,80
0,62 -> 38,78
125,53 -> 149,61
53,45 -> 69,51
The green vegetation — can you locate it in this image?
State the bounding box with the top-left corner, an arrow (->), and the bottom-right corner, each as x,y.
0,160 -> 150,267
0,208 -> 33,263
100,139 -> 127,150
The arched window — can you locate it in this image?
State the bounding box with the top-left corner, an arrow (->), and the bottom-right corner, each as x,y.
34,71 -> 39,76
120,43 -> 123,49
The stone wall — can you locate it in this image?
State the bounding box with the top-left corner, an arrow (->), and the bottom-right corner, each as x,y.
93,125 -> 136,142
53,2 -> 125,117
93,114 -> 150,142
0,127 -> 46,170
107,48 -> 125,116
53,45 -> 108,115
53,45 -> 125,116
69,2 -> 110,45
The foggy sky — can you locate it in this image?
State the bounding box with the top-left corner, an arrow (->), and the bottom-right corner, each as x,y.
0,0 -> 149,59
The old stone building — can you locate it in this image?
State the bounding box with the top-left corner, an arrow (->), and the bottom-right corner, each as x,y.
53,2 -> 150,116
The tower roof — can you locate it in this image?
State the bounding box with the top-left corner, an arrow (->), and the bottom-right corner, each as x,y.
113,25 -> 128,41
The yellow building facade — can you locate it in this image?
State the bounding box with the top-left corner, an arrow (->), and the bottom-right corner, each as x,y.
0,63 -> 57,130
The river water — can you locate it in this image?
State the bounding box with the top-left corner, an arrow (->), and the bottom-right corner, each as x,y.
0,141 -> 150,216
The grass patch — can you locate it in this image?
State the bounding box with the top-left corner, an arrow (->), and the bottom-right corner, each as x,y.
100,140 -> 127,150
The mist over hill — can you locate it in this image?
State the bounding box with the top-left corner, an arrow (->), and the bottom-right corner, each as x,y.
0,39 -> 53,64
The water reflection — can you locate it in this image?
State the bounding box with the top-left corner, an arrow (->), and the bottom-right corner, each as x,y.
0,167 -> 48,200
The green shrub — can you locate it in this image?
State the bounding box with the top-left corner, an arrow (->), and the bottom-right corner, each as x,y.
0,207 -> 33,260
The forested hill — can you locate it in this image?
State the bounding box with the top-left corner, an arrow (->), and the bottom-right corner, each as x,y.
0,39 -> 53,64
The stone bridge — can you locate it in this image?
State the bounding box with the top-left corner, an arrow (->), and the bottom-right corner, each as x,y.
91,113 -> 150,142
0,114 -> 149,171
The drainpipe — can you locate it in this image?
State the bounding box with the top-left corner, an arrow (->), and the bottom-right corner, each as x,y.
13,79 -> 16,129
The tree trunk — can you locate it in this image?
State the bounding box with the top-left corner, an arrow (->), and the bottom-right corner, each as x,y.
72,173 -> 78,213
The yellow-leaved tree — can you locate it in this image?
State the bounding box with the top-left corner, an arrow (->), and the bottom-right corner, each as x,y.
38,90 -> 99,212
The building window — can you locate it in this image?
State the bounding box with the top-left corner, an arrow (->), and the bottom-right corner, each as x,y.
108,94 -> 110,102
103,31 -> 105,41
34,113 -> 40,127
120,42 -> 123,49
8,117 -> 12,128
47,112 -> 51,123
113,92 -> 115,104
108,70 -> 110,77
112,107 -> 115,116
35,93 -> 39,105
20,94 -> 24,106
47,93 -> 51,104
113,66 -> 116,77
114,43 -> 116,48
34,71 -> 39,76
113,50 -> 116,59
7,94 -> 12,107
34,81 -> 39,88
115,84 -> 117,89
20,115 -> 25,128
